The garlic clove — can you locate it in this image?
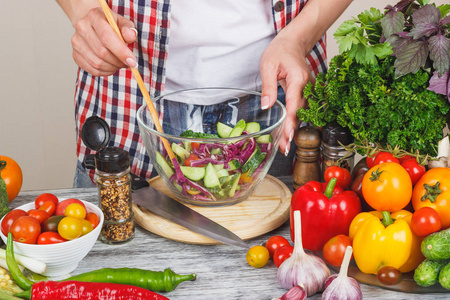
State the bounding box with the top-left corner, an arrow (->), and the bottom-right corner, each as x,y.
271,285 -> 307,300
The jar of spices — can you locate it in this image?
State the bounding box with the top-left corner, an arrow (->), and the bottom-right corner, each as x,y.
321,122 -> 355,179
81,116 -> 135,245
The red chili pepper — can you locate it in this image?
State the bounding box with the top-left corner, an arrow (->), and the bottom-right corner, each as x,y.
290,178 -> 362,251
17,281 -> 170,300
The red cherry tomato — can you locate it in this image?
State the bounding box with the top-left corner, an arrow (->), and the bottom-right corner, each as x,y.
265,236 -> 290,258
373,152 -> 399,166
37,231 -> 67,244
1,209 -> 27,236
366,154 -> 377,168
322,234 -> 352,267
401,159 -> 426,186
184,153 -> 200,167
55,199 -> 86,216
35,193 -> 59,209
377,266 -> 403,285
398,155 -> 414,164
39,201 -> 57,216
9,216 -> 41,244
411,207 -> 442,237
85,212 -> 100,229
27,209 -> 50,224
273,245 -> 294,268
324,166 -> 351,190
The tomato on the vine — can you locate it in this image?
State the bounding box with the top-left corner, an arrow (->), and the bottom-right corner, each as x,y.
324,166 -> 351,190
411,207 -> 442,237
401,159 -> 426,186
373,152 -> 400,166
37,231 -> 67,244
273,245 -> 294,268
246,245 -> 270,268
362,162 -> 412,212
1,209 -> 27,236
366,155 -> 377,169
35,193 -> 59,209
265,236 -> 290,258
10,216 -> 41,244
27,209 -> 50,224
322,234 -> 352,267
0,156 -> 23,202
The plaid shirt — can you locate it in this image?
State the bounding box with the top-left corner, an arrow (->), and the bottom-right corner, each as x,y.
75,0 -> 327,181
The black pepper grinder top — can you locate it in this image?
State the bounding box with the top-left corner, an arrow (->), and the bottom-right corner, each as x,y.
321,122 -> 353,147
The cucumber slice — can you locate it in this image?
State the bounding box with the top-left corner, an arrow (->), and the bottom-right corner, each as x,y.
216,168 -> 229,179
204,163 -> 221,190
155,151 -> 174,178
226,173 -> 241,197
229,119 -> 246,137
211,148 -> 223,155
213,163 -> 224,171
217,122 -> 233,138
241,146 -> 266,176
182,141 -> 192,153
227,159 -> 242,171
244,122 -> 261,133
180,166 -> 206,181
256,134 -> 273,144
171,143 -> 190,161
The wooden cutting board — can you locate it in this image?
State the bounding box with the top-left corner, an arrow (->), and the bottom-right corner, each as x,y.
132,175 -> 292,245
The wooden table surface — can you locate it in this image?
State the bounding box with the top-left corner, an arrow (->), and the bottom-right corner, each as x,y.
10,179 -> 450,300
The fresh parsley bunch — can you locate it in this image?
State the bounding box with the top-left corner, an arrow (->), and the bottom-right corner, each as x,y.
299,1 -> 450,156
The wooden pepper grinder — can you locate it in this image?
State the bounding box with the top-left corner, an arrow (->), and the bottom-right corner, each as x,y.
293,125 -> 321,190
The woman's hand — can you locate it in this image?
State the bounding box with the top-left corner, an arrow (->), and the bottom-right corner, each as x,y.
71,7 -> 138,76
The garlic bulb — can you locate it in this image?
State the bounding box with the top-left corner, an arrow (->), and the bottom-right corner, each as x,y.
271,285 -> 306,300
322,246 -> 362,300
277,210 -> 330,296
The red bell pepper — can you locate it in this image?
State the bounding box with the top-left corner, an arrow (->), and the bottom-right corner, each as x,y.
290,178 -> 362,251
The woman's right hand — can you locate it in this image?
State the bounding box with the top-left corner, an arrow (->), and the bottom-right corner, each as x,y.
71,7 -> 138,76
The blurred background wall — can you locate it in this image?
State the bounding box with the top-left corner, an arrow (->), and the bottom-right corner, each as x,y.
0,0 -> 446,191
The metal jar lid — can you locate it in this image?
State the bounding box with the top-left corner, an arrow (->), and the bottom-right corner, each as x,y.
321,122 -> 353,147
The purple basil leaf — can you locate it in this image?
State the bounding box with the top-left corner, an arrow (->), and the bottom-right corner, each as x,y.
380,10 -> 405,39
394,39 -> 429,76
428,33 -> 450,77
408,22 -> 438,39
427,71 -> 450,102
394,0 -> 415,13
407,5 -> 441,39
441,16 -> 450,26
387,33 -> 412,56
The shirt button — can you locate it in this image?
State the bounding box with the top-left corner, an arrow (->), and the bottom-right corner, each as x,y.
274,1 -> 284,12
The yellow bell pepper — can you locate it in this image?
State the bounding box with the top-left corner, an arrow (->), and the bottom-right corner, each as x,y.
352,211 -> 413,275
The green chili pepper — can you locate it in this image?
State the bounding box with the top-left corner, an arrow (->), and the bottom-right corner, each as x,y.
6,233 -> 33,291
64,267 -> 196,292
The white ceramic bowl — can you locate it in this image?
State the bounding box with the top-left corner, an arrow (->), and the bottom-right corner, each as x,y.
0,200 -> 104,277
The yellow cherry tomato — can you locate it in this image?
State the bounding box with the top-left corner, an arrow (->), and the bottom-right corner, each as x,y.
246,245 -> 270,268
80,219 -> 94,236
58,217 -> 83,240
64,203 -> 87,219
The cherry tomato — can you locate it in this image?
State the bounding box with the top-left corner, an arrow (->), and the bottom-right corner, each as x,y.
27,209 -> 50,224
0,156 -> 23,202
35,193 -> 59,209
39,201 -> 57,216
85,212 -> 100,229
80,219 -> 94,236
373,152 -> 400,166
362,162 -> 412,212
273,245 -> 294,268
265,236 -> 290,258
1,209 -> 27,236
322,234 -> 352,267
55,199 -> 86,216
37,231 -> 67,244
401,159 -> 426,186
184,153 -> 201,167
366,154 -> 378,169
324,166 -> 352,189
377,266 -> 403,285
41,215 -> 65,232
398,155 -> 414,164
246,245 -> 270,268
9,216 -> 41,244
58,216 -> 83,240
411,207 -> 442,237
64,203 -> 87,219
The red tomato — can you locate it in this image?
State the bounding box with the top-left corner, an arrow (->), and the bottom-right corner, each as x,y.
27,209 -> 50,224
0,156 -> 23,202
265,236 -> 290,258
184,153 -> 200,167
39,201 -> 57,216
366,154 -> 377,169
35,193 -> 59,209
411,207 -> 442,237
324,166 -> 351,190
191,142 -> 200,150
373,152 -> 399,166
85,212 -> 100,229
398,155 -> 414,164
322,234 -> 352,267
55,199 -> 86,216
401,159 -> 426,186
37,231 -> 67,244
273,245 -> 294,268
10,216 -> 41,244
377,266 -> 403,285
1,209 -> 27,236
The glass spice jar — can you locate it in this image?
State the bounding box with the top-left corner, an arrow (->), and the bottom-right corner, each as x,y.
94,147 -> 135,245
321,122 -> 355,179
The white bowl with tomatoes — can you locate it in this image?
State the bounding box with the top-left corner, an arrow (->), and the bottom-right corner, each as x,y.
0,194 -> 104,277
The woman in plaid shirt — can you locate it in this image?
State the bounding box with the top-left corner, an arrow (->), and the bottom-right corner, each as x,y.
56,0 -> 352,187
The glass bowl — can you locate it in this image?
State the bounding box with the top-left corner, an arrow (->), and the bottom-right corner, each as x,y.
137,88 -> 286,206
